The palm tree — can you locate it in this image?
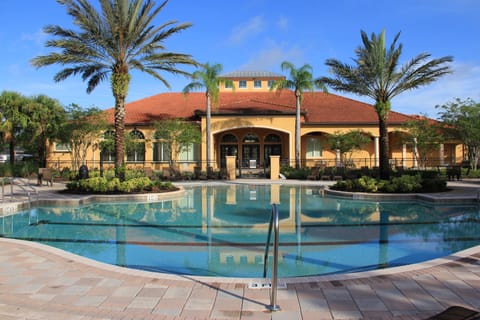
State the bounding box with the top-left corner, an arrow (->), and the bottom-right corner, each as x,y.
271,61 -> 325,169
318,30 -> 452,179
183,63 -> 233,172
31,0 -> 198,179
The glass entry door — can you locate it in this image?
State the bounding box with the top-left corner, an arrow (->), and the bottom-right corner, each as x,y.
242,145 -> 260,168
264,144 -> 282,167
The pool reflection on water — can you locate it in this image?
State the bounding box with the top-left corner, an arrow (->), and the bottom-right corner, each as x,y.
1,184 -> 479,278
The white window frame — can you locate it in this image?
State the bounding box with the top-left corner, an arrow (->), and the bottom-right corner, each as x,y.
54,143 -> 71,152
239,80 -> 247,88
306,137 -> 322,158
253,80 -> 262,88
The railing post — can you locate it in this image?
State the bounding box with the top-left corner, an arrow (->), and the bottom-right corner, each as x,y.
268,203 -> 280,311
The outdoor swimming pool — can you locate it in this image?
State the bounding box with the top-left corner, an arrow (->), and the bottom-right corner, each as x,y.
1,184 -> 479,278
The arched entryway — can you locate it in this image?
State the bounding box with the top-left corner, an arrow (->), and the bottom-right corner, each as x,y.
216,128 -> 288,171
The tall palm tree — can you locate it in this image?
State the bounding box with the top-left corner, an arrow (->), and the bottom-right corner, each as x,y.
183,63 -> 233,171
31,0 -> 198,179
318,30 -> 452,179
271,61 -> 324,169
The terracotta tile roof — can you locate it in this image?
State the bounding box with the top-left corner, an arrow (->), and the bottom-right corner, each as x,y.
104,90 -> 417,126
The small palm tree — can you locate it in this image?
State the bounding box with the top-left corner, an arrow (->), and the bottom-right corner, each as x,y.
31,0 -> 198,179
271,61 -> 325,169
183,63 -> 234,171
318,30 -> 452,179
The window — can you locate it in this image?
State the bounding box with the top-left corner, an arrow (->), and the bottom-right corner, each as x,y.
267,80 -> 275,88
224,82 -> 233,89
265,134 -> 281,143
54,143 -> 71,152
221,133 -> 238,143
253,80 -> 262,88
306,137 -> 322,158
239,80 -> 247,88
126,129 -> 145,162
178,143 -> 199,161
153,142 -> 171,162
100,130 -> 114,162
243,133 -> 259,143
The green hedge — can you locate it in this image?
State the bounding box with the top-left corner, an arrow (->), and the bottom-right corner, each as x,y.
66,176 -> 176,194
332,174 -> 447,193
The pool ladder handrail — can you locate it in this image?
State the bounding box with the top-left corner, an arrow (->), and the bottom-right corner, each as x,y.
263,203 -> 280,311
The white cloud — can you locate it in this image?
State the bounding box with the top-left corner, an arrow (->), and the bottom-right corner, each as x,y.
21,30 -> 47,46
239,40 -> 306,71
228,16 -> 265,46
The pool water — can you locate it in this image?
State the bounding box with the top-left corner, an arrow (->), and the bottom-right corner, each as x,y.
1,184 -> 479,278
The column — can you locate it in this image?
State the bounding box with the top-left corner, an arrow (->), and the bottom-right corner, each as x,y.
226,155 -> 236,180
374,136 -> 380,167
402,144 -> 407,168
413,138 -> 418,168
439,143 -> 445,166
270,155 -> 280,180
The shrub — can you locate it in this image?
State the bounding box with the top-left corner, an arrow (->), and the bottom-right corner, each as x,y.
382,175 -> 422,193
332,174 -> 446,193
280,166 -> 310,179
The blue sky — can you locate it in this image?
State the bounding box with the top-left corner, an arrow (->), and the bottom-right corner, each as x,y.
0,0 -> 479,118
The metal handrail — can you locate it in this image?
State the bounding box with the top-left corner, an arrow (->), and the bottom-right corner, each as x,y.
264,203 -> 280,312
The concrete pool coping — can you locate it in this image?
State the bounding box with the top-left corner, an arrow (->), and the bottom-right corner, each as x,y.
0,179 -> 479,319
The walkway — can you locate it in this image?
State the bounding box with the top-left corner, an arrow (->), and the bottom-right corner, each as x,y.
0,179 -> 479,320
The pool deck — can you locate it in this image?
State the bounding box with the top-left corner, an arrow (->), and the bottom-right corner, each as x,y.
0,179 -> 479,319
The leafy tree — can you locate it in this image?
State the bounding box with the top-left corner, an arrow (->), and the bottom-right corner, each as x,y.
31,0 -> 198,179
318,30 -> 453,179
21,94 -> 66,167
183,63 -> 234,170
271,61 -> 325,169
399,115 -> 444,168
328,130 -> 371,167
153,118 -> 201,167
0,91 -> 29,165
436,98 -> 480,170
60,104 -> 108,171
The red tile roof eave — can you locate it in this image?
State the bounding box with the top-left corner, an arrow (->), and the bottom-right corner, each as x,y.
303,121 -> 408,126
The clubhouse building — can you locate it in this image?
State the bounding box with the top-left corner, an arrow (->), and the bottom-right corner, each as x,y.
47,71 -> 462,176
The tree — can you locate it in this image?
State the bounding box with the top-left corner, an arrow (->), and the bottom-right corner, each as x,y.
183,63 -> 233,171
400,116 -> 444,168
437,98 -> 480,170
60,104 -> 108,171
22,95 -> 66,167
271,61 -> 325,169
31,0 -> 198,180
0,91 -> 29,166
318,30 -> 452,179
153,118 -> 201,166
327,130 -> 371,167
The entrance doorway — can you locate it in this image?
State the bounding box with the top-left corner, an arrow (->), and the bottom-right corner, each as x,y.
242,144 -> 260,168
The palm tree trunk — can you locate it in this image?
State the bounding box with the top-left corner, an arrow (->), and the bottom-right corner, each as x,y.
114,100 -> 125,179
295,93 -> 301,169
378,117 -> 390,179
206,93 -> 211,173
112,72 -> 130,181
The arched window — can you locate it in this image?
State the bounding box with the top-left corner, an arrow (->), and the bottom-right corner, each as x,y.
127,129 -> 145,162
100,130 -> 115,162
243,133 -> 259,143
221,133 -> 238,143
265,134 -> 281,143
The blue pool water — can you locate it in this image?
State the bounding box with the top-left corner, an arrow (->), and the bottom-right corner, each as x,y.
1,184 -> 479,278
